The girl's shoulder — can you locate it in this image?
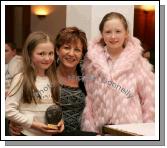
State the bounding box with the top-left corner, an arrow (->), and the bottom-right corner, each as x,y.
12,73 -> 24,83
7,73 -> 24,97
134,56 -> 154,73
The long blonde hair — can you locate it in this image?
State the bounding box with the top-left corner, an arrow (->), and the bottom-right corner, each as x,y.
22,31 -> 59,104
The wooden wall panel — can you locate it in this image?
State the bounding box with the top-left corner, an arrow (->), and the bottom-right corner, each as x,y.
134,8 -> 155,51
5,6 -> 14,42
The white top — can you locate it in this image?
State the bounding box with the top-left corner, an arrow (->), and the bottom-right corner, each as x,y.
5,73 -> 55,136
104,123 -> 155,136
5,55 -> 23,94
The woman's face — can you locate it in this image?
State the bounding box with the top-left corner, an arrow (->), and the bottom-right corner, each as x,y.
31,41 -> 54,75
102,18 -> 128,51
57,40 -> 83,69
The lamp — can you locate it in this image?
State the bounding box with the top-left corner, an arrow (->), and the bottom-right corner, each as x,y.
32,6 -> 52,19
140,5 -> 155,12
35,9 -> 48,19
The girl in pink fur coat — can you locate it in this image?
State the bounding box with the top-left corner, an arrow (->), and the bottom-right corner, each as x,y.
81,12 -> 155,134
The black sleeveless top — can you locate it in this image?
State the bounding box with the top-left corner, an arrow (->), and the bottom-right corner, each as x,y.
59,85 -> 85,133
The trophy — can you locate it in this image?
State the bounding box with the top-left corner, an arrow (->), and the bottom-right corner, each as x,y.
45,104 -> 62,129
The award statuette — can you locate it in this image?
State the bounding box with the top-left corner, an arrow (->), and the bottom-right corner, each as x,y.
45,104 -> 62,129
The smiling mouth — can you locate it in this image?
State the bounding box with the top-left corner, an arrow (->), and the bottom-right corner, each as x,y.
110,41 -> 118,44
42,63 -> 51,65
65,58 -> 75,62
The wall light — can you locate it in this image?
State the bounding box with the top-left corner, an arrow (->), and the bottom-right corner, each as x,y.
140,5 -> 155,11
32,5 -> 53,19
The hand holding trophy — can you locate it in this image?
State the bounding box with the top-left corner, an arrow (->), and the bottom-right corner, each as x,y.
45,104 -> 63,129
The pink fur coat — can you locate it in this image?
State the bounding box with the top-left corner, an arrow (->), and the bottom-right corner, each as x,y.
81,36 -> 155,133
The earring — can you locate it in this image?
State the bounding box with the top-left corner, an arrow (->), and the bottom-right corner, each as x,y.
80,59 -> 83,65
56,57 -> 60,65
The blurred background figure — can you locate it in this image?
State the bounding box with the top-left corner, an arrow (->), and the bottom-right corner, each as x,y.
5,41 -> 23,136
142,44 -> 155,72
143,50 -> 151,60
5,41 -> 23,97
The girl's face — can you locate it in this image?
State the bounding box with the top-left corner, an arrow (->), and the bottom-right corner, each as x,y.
57,40 -> 83,70
102,18 -> 128,51
31,42 -> 54,75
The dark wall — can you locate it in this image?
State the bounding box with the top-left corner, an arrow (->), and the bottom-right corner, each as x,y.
134,8 -> 155,50
134,8 -> 155,67
5,6 -> 14,43
5,5 -> 31,50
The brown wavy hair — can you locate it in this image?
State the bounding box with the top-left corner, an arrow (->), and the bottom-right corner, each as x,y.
55,26 -> 87,95
22,31 -> 59,104
55,26 -> 87,59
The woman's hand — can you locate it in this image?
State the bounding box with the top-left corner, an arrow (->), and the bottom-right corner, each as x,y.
56,119 -> 64,133
31,119 -> 64,135
9,121 -> 23,136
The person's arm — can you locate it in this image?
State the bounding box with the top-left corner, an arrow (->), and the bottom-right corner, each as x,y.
6,74 -> 64,135
8,56 -> 23,78
5,73 -> 34,128
9,119 -> 64,135
31,119 -> 64,135
80,56 -> 98,133
9,120 -> 23,136
137,57 -> 155,122
81,96 -> 97,132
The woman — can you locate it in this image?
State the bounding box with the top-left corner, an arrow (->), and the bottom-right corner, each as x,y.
54,26 -> 97,135
81,12 -> 155,134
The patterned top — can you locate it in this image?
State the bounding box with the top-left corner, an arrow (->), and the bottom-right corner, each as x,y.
59,85 -> 85,133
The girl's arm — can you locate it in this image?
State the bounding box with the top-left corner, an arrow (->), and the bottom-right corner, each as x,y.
5,73 -> 34,128
6,73 -> 64,135
137,58 -> 155,122
81,57 -> 97,132
9,119 -> 64,135
31,119 -> 64,135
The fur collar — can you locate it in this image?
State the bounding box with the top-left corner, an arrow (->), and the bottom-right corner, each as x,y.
86,36 -> 144,79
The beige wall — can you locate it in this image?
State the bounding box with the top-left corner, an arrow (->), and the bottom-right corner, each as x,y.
66,5 -> 92,42
91,5 -> 134,39
31,5 -> 66,40
66,5 -> 134,41
13,5 -> 134,48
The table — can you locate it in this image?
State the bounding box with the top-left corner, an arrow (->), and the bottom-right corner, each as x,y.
102,123 -> 155,136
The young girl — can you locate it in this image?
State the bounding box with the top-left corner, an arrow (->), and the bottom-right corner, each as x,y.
5,32 -> 64,136
81,12 -> 155,134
